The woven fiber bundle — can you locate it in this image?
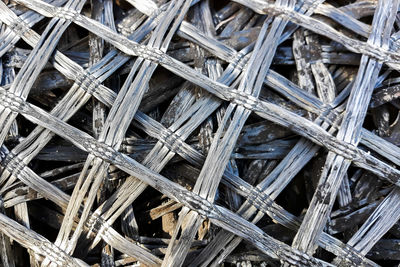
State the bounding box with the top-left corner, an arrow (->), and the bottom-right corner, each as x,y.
1,0 -> 400,266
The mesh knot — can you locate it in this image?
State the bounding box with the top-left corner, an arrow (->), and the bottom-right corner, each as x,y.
85,212 -> 110,238
75,70 -> 102,95
1,151 -> 25,179
230,51 -> 248,71
278,246 -> 322,267
33,240 -> 74,266
7,17 -> 30,37
231,90 -> 260,110
0,89 -> 24,112
135,45 -> 164,63
180,190 -> 217,219
84,140 -> 117,161
246,186 -> 274,212
159,127 -> 185,155
55,7 -> 79,21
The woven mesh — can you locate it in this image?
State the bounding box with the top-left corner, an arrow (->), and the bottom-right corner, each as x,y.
0,0 -> 400,266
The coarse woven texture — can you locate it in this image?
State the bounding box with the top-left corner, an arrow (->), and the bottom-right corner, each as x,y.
1,0 -> 400,266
